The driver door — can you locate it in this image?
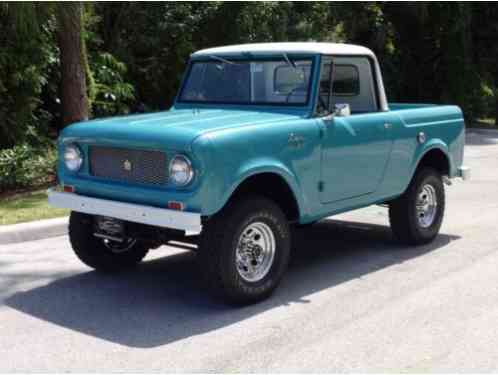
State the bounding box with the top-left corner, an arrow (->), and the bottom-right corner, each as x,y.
317,56 -> 393,204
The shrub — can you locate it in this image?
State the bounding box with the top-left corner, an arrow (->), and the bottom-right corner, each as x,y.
91,52 -> 135,117
0,142 -> 57,193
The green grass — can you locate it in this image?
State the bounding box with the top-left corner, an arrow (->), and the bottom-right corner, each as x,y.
0,190 -> 69,225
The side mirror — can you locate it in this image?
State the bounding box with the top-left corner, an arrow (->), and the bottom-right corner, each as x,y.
334,103 -> 351,117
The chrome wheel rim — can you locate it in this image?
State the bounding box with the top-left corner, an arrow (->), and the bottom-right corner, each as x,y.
235,222 -> 276,282
416,184 -> 438,228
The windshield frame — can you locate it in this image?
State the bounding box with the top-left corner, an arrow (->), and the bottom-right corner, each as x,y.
176,55 -> 317,108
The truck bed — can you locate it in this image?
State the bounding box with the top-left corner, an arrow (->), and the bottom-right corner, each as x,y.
384,102 -> 465,183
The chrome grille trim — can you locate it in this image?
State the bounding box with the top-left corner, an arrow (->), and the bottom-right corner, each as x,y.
89,146 -> 168,186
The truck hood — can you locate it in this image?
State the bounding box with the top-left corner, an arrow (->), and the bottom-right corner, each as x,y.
60,108 -> 304,150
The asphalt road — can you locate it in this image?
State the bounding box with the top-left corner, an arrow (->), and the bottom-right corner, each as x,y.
1,130 -> 498,372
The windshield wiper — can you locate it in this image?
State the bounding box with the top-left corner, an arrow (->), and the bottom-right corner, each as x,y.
209,55 -> 236,65
282,52 -> 297,69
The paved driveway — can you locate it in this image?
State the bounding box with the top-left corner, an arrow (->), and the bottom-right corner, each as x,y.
1,130 -> 497,372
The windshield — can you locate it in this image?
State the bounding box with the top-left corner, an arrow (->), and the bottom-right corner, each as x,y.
178,57 -> 313,106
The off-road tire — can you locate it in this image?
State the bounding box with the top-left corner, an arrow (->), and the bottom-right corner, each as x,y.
69,211 -> 149,272
389,167 -> 445,245
198,195 -> 291,305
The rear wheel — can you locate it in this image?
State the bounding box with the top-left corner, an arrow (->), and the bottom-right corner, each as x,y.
389,167 -> 445,245
69,211 -> 149,272
198,195 -> 291,305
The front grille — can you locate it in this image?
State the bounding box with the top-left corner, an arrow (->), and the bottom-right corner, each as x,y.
89,146 -> 168,186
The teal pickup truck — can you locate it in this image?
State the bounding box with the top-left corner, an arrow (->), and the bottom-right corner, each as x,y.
49,42 -> 469,304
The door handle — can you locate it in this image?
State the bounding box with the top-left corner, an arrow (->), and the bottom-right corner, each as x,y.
384,123 -> 392,130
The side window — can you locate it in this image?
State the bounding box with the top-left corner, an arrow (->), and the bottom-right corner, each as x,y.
332,65 -> 360,96
330,56 -> 377,114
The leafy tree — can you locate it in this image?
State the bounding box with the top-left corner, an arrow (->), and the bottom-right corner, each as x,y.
1,2 -> 90,129
2,1 -> 498,191
2,1 -> 498,154
94,2 -> 206,109
91,52 -> 135,117
0,4 -> 55,148
472,3 -> 498,124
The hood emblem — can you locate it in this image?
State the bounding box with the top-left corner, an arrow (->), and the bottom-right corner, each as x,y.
123,159 -> 132,171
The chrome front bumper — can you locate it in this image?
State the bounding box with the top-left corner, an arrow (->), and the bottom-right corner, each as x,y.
47,188 -> 202,235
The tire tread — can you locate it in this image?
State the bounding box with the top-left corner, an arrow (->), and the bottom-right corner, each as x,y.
198,195 -> 291,305
389,167 -> 445,246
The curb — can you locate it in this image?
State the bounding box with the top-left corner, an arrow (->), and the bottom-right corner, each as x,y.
0,217 -> 69,245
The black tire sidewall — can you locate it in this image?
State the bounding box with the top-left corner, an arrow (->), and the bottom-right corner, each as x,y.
408,169 -> 445,241
215,197 -> 291,302
69,211 -> 148,271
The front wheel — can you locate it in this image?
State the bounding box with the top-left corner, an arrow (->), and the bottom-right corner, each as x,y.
69,212 -> 149,272
389,167 -> 445,245
198,195 -> 291,305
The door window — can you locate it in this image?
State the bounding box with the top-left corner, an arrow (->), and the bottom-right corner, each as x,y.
330,56 -> 377,113
332,65 -> 360,96
316,56 -> 378,115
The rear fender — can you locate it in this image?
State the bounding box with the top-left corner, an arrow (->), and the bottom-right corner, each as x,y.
406,139 -> 451,189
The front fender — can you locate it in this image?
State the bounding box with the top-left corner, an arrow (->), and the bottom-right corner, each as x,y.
213,158 -> 305,218
190,115 -> 321,220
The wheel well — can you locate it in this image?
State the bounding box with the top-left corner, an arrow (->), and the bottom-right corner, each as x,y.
229,173 -> 300,221
417,149 -> 450,176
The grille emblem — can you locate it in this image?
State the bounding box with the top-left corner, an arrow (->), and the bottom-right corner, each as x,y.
123,159 -> 132,171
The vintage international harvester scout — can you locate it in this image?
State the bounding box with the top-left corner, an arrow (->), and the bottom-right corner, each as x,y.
49,43 -> 470,304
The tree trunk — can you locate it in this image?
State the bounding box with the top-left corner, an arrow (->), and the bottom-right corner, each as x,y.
56,3 -> 89,126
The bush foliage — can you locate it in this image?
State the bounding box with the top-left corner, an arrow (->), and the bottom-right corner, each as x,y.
0,142 -> 57,193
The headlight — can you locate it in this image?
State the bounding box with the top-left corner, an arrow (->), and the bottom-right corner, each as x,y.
169,155 -> 194,186
64,144 -> 83,172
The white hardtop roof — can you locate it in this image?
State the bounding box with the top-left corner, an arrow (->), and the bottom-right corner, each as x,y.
193,42 -> 375,57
